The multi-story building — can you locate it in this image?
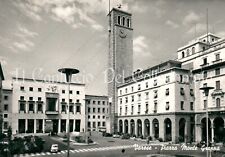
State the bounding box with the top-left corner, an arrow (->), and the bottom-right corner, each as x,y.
2,89 -> 12,133
0,63 -> 4,133
177,33 -> 225,143
117,60 -> 195,142
8,77 -> 86,135
85,95 -> 109,132
117,32 -> 225,143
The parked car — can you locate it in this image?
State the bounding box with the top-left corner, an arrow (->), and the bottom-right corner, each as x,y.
50,144 -> 59,153
113,134 -> 120,138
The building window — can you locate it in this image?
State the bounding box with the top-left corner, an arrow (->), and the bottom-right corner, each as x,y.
69,99 -> 73,103
4,96 -> 8,100
165,88 -> 169,96
120,98 -> 122,104
29,97 -> 33,101
145,103 -> 148,114
165,102 -> 170,110
120,90 -> 122,95
165,76 -> 170,83
138,104 -> 141,114
125,97 -> 128,103
154,90 -> 158,98
216,81 -> 220,90
154,80 -> 157,86
131,95 -> 134,102
62,90 -> 65,94
215,53 -> 220,61
103,116 -> 105,119
98,122 -> 101,126
29,87 -> 33,91
180,88 -> 184,95
146,82 -> 149,88
120,107 -> 122,115
190,102 -> 194,110
187,49 -> 190,56
145,92 -> 149,100
102,101 -> 105,105
180,75 -> 183,82
192,47 -> 195,54
203,71 -> 207,79
190,89 -> 194,96
76,91 -> 80,95
215,68 -> 220,76
138,84 -> 141,90
93,115 -> 95,119
154,102 -> 157,113
3,122 -> 8,130
20,103 -> 25,112
37,104 -> 42,112
203,58 -> 207,65
88,122 -> 91,127
98,108 -> 100,113
20,86 -> 25,91
4,104 -> 8,111
182,51 -> 185,58
125,88 -> 127,93
203,100 -> 207,109
38,88 -> 42,92
98,101 -> 101,105
216,98 -> 220,107
102,108 -> 105,113
93,108 -> 95,113
88,107 -> 90,113
29,103 -> 34,112
20,96 -> 24,100
69,105 -> 74,113
102,122 -> 105,126
122,17 -> 125,26
131,106 -> 134,115
69,90 -> 73,94
138,94 -> 141,101
76,99 -> 80,103
93,101 -> 96,104
125,106 -> 128,115
76,105 -> 81,113
38,97 -> 42,101
131,86 -> 134,92
3,114 -> 8,118
180,101 -> 184,110
93,122 -> 96,128
127,19 -> 130,27
61,105 -> 66,112
117,16 -> 121,25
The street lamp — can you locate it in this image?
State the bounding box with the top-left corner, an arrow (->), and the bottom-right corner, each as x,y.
200,86 -> 214,157
58,68 -> 79,157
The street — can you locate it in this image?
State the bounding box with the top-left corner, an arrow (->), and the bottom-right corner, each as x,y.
13,132 -> 225,157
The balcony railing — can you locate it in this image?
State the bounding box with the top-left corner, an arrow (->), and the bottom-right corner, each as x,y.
45,110 -> 59,115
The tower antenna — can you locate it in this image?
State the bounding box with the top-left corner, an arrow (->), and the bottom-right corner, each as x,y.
206,8 -> 209,49
109,0 -> 110,14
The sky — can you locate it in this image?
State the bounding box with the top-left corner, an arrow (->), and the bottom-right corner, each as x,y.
1,0 -> 225,95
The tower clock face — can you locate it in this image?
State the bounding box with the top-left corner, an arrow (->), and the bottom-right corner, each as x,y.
119,29 -> 127,38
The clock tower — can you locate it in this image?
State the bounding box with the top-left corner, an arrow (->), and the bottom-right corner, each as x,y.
107,8 -> 133,133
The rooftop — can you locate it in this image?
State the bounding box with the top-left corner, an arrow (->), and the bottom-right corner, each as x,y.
12,77 -> 85,86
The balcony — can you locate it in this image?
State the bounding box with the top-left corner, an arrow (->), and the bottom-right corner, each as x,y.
45,110 -> 59,115
211,89 -> 225,98
208,106 -> 225,112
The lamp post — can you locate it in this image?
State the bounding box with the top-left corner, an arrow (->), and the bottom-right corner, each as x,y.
58,68 -> 79,157
200,86 -> 214,157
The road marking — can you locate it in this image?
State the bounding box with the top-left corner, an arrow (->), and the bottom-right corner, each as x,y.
13,145 -> 137,156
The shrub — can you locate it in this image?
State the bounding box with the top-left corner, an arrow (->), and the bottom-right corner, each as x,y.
157,137 -> 163,142
121,134 -> 130,139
